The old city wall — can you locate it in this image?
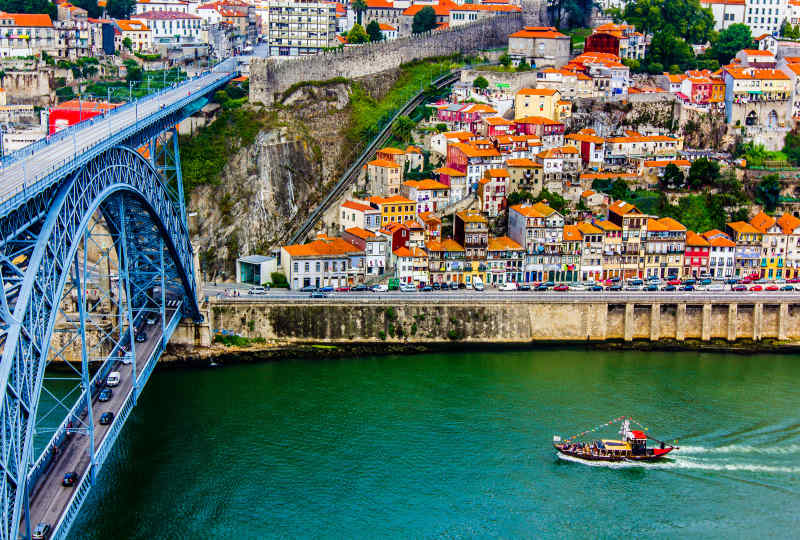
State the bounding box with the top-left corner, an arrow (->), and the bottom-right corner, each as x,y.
188,299 -> 800,345
249,14 -> 524,105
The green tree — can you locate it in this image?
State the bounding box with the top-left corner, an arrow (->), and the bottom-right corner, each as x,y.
783,131 -> 800,166
755,174 -> 782,212
0,0 -> 57,18
352,0 -> 367,25
706,23 -> 752,64
618,0 -> 715,44
412,6 -> 437,34
123,58 -> 142,83
106,0 -> 134,19
122,36 -> 133,52
609,178 -> 631,201
473,75 -> 489,89
270,272 -> 288,288
516,59 -> 531,71
393,115 -> 416,143
346,23 -> 369,44
660,163 -> 684,190
687,157 -> 720,189
73,0 -> 100,17
499,53 -> 511,67
366,20 -> 383,42
646,29 -> 695,72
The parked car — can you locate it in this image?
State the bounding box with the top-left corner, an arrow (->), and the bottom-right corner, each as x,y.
107,371 -> 121,387
589,285 -> 604,291
708,283 -> 725,291
625,284 -> 642,291
351,284 -> 368,292
766,285 -> 780,291
679,285 -> 695,291
535,284 -> 549,291
553,284 -> 569,291
667,279 -> 681,286
400,284 -> 416,292
335,286 -> 350,292
473,280 -> 485,291
644,284 -> 658,291
310,291 -> 328,298
661,284 -> 677,291
450,282 -> 460,290
781,285 -> 795,291
319,286 -> 334,293
682,279 -> 696,286
248,287 -> 267,295
725,278 -> 739,285
570,283 -> 586,291
62,471 -> 78,487
606,284 -> 622,291
518,284 -> 531,291
99,412 -> 114,425
32,523 -> 51,540
98,388 -> 112,402
542,281 -> 555,288
146,314 -> 157,325
421,285 -> 433,292
371,284 -> 388,292
749,285 -> 763,291
431,282 -> 442,290
300,285 -> 316,292
732,285 -> 747,292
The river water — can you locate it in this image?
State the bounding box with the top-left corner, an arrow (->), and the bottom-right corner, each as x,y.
69,348 -> 800,538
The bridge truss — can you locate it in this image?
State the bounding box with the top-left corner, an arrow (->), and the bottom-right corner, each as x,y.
0,135 -> 200,539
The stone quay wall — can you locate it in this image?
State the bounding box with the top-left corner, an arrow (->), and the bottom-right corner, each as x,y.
249,13 -> 524,105
178,299 -> 800,345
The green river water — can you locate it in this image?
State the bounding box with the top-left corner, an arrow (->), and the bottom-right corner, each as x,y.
65,347 -> 800,538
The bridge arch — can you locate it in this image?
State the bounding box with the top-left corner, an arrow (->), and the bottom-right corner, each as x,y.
0,145 -> 198,540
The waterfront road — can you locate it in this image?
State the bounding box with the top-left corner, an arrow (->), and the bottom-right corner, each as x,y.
202,285 -> 800,304
26,312 -> 173,534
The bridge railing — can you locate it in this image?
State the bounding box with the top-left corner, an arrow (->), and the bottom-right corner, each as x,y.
0,57 -> 240,212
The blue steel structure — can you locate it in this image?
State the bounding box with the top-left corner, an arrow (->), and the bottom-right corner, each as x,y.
0,58 -> 240,539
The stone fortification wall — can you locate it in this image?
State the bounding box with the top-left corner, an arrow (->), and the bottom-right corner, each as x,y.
201,299 -> 800,345
250,14 -> 524,105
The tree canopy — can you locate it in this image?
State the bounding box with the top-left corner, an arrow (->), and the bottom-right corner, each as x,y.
366,20 -> 383,42
687,157 -> 721,189
616,0 -> 715,44
473,76 -> 489,89
352,0 -> 367,25
0,0 -> 56,17
412,6 -> 438,34
106,0 -> 134,19
706,24 -> 752,65
346,23 -> 369,44
755,175 -> 782,212
645,29 -> 695,73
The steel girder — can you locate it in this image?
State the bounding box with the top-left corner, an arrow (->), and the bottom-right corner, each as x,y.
0,145 -> 198,540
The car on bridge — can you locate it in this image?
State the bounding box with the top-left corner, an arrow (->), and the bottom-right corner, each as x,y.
135,330 -> 147,343
32,522 -> 51,540
319,286 -> 334,293
99,412 -> 114,425
553,284 -> 569,291
98,388 -> 112,402
106,371 -> 120,387
248,287 -> 268,295
300,285 -> 316,292
371,284 -> 388,292
500,282 -> 517,291
310,291 -> 328,298
62,471 -> 78,487
352,284 -> 368,292
335,286 -> 350,292
781,285 -> 795,291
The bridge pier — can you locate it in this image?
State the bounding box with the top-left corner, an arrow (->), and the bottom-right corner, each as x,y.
650,303 -> 660,341
701,304 -> 712,341
728,304 -> 737,341
624,303 -> 634,341
754,303 -> 763,341
675,304 -> 687,341
779,302 -> 788,340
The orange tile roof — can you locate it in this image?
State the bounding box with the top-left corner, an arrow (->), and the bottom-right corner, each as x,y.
509,26 -> 568,39
727,221 -> 761,234
486,168 -> 509,177
451,142 -> 500,158
563,224 -> 581,241
777,213 -> 800,234
505,158 -> 540,167
117,19 -> 150,31
402,2 -> 452,15
594,219 -> 622,232
643,159 -> 691,167
442,131 -> 475,140
566,132 -> 604,144
440,239 -> 465,252
686,230 -> 710,246
517,88 -> 558,96
341,200 -> 375,212
403,179 -> 449,190
488,235 -> 523,251
6,13 -> 53,26
577,221 -> 602,234
378,147 -> 405,155
345,227 -> 380,241
726,67 -> 789,80
656,217 -> 686,231
393,246 -> 426,258
370,195 -> 415,205
706,235 -> 736,247
741,49 -> 774,57
450,3 -> 520,11
368,158 -> 400,168
515,115 -> 561,125
456,210 -> 488,223
750,211 -> 776,232
434,166 -> 466,176
283,237 -> 363,257
406,145 -> 422,154
579,172 -> 639,180
609,200 -> 641,216
418,211 -> 441,225
378,22 -> 396,30
485,116 -> 513,125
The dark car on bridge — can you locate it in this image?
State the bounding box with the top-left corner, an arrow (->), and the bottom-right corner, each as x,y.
135,330 -> 147,343
732,284 -> 747,291
62,471 -> 78,487
661,284 -> 677,291
781,285 -> 795,291
518,284 -> 532,291
644,284 -> 658,291
589,285 -> 604,291
351,284 -> 368,292
32,523 -> 50,540
725,278 -> 739,285
606,284 -> 622,291
300,285 -> 316,292
98,388 -> 112,402
310,291 -> 328,298
99,412 -> 114,425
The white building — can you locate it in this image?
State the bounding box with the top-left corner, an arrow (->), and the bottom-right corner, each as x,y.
132,11 -> 203,40
264,0 -> 337,56
700,0 -> 746,31
281,235 -> 365,290
703,230 -> 736,278
744,0 -> 788,36
0,13 -> 56,58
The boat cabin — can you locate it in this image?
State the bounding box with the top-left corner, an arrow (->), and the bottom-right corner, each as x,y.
598,440 -> 631,458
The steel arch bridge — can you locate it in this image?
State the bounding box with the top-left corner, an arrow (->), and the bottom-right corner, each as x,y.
0,60 -> 239,539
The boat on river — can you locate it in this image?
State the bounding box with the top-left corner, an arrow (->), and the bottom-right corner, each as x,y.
553,417 -> 677,463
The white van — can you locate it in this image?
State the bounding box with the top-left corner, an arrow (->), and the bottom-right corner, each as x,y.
473,278 -> 485,291
106,371 -> 121,387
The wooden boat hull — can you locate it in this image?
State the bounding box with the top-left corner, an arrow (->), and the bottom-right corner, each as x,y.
554,444 -> 674,462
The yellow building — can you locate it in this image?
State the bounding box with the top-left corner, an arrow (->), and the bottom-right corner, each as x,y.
369,195 -> 417,225
751,211 -> 786,279
514,88 -> 562,121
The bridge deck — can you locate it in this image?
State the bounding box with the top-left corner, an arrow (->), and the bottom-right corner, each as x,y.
0,63 -> 235,207
26,309 -> 178,537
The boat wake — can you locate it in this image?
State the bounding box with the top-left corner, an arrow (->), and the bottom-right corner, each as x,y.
679,444 -> 800,455
556,452 -> 800,474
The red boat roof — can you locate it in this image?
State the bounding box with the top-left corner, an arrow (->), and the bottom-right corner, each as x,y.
631,430 -> 647,439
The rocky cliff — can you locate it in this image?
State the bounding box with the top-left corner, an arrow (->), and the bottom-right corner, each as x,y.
189,71 -> 403,280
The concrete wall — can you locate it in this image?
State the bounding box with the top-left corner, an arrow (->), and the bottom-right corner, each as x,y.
204,299 -> 800,344
249,14 -> 523,105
